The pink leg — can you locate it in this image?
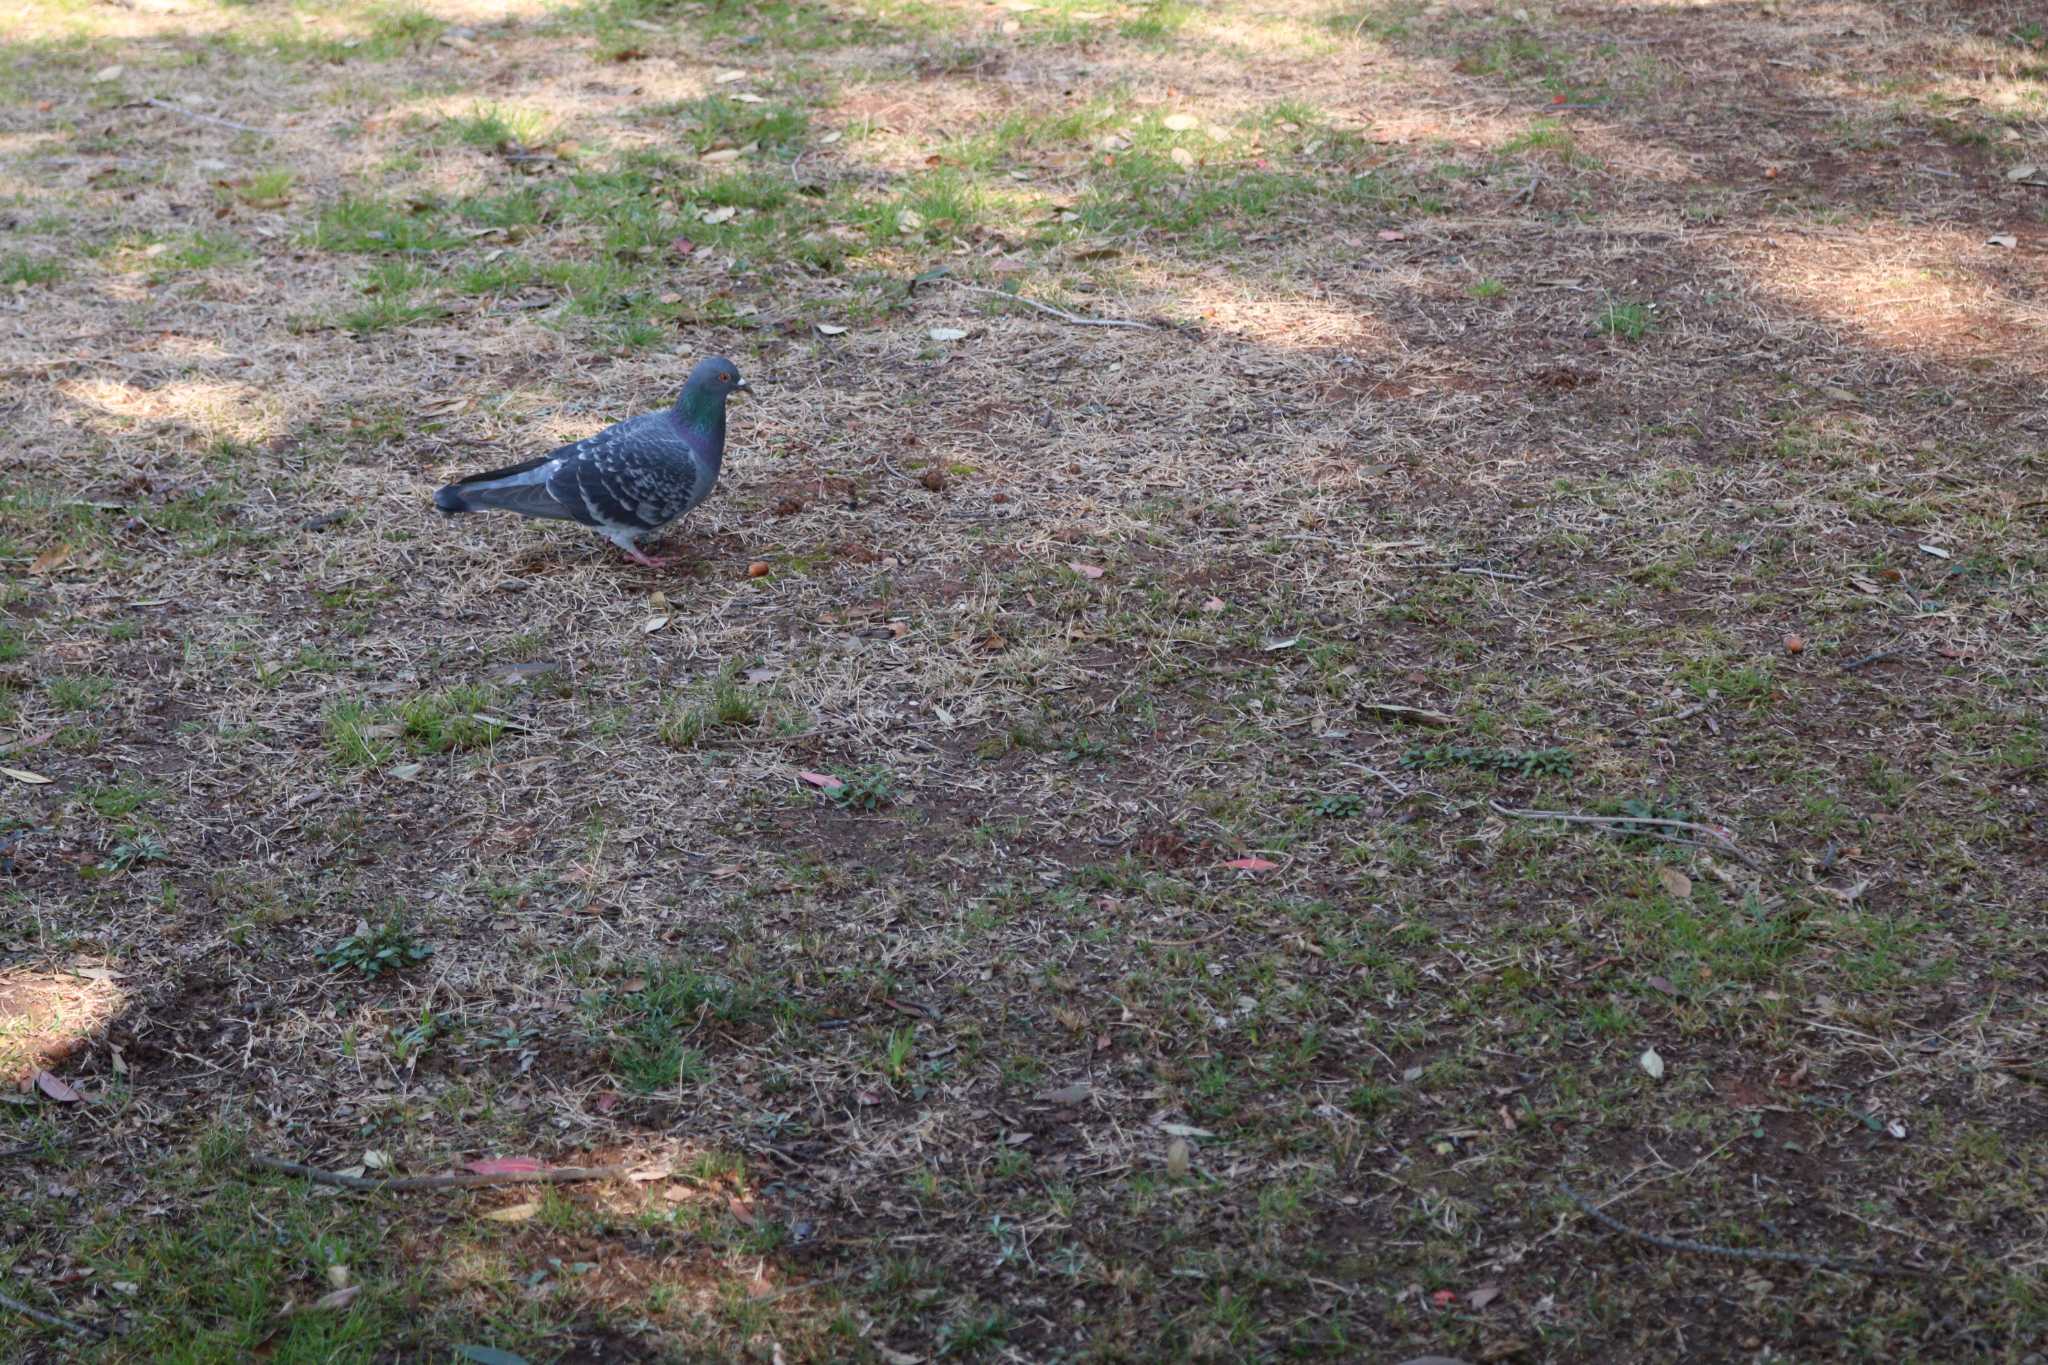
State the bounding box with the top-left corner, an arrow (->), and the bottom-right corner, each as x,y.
621,545 -> 679,568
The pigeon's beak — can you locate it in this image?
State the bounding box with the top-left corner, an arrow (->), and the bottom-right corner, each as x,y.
732,378 -> 751,398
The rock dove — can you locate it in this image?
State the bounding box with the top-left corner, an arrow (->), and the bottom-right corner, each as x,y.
433,356 -> 747,567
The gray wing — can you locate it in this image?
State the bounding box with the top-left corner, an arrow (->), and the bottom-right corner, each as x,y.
436,453 -> 585,522
545,413 -> 705,534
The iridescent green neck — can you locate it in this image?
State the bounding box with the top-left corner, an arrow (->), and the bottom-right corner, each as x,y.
674,383 -> 726,448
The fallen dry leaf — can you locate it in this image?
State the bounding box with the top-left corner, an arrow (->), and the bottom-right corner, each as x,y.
798,771 -> 844,790
311,1284 -> 361,1312
1162,113 -> 1199,131
1222,856 -> 1278,871
1656,866 -> 1693,900
1068,561 -> 1106,579
29,543 -> 72,575
1166,1138 -> 1190,1177
483,1201 -> 540,1222
1468,1284 -> 1501,1309
815,322 -> 848,336
928,326 -> 967,342
1639,1047 -> 1666,1081
33,1071 -> 82,1103
2,767 -> 53,785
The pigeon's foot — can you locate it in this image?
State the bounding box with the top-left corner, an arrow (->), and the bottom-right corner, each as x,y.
621,546 -> 680,568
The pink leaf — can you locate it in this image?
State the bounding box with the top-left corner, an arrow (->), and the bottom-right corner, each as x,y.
1067,561 -> 1105,579
798,771 -> 844,790
464,1157 -> 547,1176
1221,857 -> 1279,871
1377,229 -> 1407,241
33,1071 -> 81,1103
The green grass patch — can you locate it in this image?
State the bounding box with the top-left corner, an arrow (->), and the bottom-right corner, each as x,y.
600,965 -> 771,1093
1,254 -> 62,286
308,196 -> 463,254
445,103 -> 558,151
1596,299 -> 1653,339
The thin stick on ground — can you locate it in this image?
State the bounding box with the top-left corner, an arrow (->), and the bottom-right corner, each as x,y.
1488,800 -> 1765,871
128,97 -> 278,136
1559,1180 -> 1927,1278
1841,645 -> 1907,673
249,1154 -> 634,1192
0,1287 -> 105,1342
945,281 -> 1156,330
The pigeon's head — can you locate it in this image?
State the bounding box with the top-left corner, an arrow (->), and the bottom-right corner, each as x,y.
685,356 -> 749,401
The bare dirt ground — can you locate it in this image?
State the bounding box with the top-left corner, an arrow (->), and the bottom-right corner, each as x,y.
2,0 -> 2045,1358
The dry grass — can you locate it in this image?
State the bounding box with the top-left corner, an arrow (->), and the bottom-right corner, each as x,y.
2,0 -> 2046,1359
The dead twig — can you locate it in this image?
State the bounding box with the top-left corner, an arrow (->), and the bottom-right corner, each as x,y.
1488,800 -> 1765,871
1841,646 -> 1906,673
1414,562 -> 1531,581
0,1287 -> 106,1342
249,1154 -> 634,1192
1559,1180 -> 1926,1278
946,281 -> 1155,330
129,97 -> 277,136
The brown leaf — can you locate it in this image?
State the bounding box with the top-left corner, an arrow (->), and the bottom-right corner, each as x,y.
798,771 -> 844,790
1067,561 -> 1105,579
33,1071 -> 81,1103
726,1197 -> 758,1226
1656,866 -> 1692,900
29,543 -> 72,575
1222,856 -> 1278,871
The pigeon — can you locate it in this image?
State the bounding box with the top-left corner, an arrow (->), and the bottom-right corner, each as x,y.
433,356 -> 747,567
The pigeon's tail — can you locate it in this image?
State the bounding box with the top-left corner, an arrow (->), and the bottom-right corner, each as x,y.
432,456 -> 579,523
